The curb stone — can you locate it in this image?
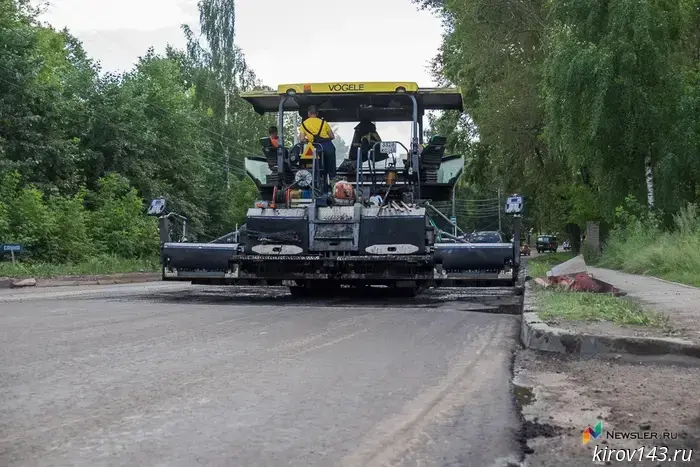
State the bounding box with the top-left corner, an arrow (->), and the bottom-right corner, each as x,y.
520,278 -> 700,359
649,275 -> 700,290
12,278 -> 37,288
1,277 -> 40,288
14,272 -> 162,288
36,272 -> 161,287
588,266 -> 700,290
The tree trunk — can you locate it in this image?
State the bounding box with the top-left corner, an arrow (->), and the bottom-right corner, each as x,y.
565,223 -> 581,256
645,154 -> 655,209
223,92 -> 230,189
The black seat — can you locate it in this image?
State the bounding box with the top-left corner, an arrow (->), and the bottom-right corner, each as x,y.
260,137 -> 288,170
420,135 -> 447,170
349,140 -> 388,164
348,121 -> 389,163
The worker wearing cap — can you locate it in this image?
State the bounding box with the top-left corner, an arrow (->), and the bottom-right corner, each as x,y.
298,105 -> 337,179
269,126 -> 280,148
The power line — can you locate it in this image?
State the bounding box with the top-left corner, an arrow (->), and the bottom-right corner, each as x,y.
453,197 -> 500,202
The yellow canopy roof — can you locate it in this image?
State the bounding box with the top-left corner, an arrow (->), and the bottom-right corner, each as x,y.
240,82 -> 463,122
277,82 -> 419,95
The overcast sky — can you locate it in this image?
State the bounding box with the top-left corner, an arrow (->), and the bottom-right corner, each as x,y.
36,0 -> 445,149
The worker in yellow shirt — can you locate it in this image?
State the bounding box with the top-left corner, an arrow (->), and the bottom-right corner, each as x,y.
298,105 -> 337,179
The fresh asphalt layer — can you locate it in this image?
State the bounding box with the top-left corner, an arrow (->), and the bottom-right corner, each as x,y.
0,283 -> 523,467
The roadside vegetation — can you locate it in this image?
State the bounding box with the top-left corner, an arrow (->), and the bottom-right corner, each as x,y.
527,199 -> 700,287
0,172 -> 158,266
2,0 -> 699,278
599,200 -> 700,287
0,0 -> 270,248
526,252 -> 574,279
0,0 -> 353,278
416,0 -> 700,266
528,249 -> 669,327
0,256 -> 158,278
536,290 -> 668,327
0,0 -> 273,276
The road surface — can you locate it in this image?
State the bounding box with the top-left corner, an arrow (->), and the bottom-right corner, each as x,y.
0,283 -> 523,467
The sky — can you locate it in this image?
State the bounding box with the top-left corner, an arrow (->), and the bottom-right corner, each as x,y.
35,0 -> 446,149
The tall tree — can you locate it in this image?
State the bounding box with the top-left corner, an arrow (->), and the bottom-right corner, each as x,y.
0,0 -> 99,194
179,1 -> 276,236
417,0 -> 699,235
183,0 -> 251,189
543,0 -> 688,217
200,0 -> 237,189
84,49 -> 213,234
413,0 -> 568,233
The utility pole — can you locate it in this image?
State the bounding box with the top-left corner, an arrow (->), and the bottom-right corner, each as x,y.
497,188 -> 502,233
451,187 -> 457,236
294,113 -> 300,144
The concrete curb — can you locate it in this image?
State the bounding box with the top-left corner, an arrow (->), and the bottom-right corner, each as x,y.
520,279 -> 700,359
33,272 -> 161,288
629,272 -> 699,291
1,277 -> 39,289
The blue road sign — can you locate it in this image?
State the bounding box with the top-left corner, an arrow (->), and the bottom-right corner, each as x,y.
449,216 -> 457,224
2,244 -> 22,252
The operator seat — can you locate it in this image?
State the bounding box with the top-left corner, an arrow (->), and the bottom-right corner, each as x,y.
349,121 -> 388,164
259,137 -> 288,170
418,135 -> 447,184
419,135 -> 447,170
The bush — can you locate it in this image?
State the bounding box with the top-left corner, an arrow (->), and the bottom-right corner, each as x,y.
6,185 -> 56,259
600,197 -> 700,286
581,242 -> 601,264
0,172 -> 159,268
0,200 -> 9,242
88,173 -> 159,258
226,177 -> 258,228
47,190 -> 94,263
0,173 -> 19,239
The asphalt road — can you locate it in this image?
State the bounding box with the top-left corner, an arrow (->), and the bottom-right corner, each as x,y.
0,283 -> 523,467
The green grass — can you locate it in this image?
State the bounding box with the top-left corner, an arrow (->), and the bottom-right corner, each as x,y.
535,288 -> 668,327
528,250 -> 667,327
0,255 -> 159,278
527,252 -> 574,278
599,205 -> 700,287
599,231 -> 700,287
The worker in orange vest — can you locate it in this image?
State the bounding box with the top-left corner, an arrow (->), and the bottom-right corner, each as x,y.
269,126 -> 280,148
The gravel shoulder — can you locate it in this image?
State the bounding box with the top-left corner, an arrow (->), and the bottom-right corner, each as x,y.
516,256 -> 700,466
514,349 -> 700,466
